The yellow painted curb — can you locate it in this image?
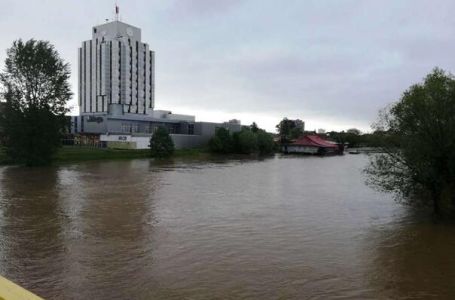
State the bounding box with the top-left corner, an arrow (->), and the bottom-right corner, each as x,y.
0,276 -> 43,300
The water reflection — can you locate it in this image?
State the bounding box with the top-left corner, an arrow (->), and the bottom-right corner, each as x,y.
0,166 -> 66,296
0,160 -> 162,299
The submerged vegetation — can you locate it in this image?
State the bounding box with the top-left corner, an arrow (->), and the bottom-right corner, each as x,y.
208,123 -> 275,155
326,130 -> 388,148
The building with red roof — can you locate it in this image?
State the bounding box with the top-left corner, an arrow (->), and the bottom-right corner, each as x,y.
283,135 -> 343,155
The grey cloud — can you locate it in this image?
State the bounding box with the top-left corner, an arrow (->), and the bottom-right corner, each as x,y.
2,0 -> 455,132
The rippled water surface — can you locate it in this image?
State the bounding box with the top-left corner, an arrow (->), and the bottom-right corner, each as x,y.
1,154 -> 455,299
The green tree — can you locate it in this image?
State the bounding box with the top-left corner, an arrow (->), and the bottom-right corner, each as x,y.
208,127 -> 233,153
366,68 -> 455,216
236,128 -> 258,154
0,39 -> 71,166
276,118 -> 292,143
256,129 -> 275,155
289,127 -> 303,139
276,118 -> 303,142
209,123 -> 275,155
150,127 -> 174,157
362,131 -> 388,147
346,128 -> 361,135
250,122 -> 259,133
327,130 -> 387,148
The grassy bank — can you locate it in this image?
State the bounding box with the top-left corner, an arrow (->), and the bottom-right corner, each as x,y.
0,146 -> 211,166
56,147 -> 152,163
57,146 -> 212,163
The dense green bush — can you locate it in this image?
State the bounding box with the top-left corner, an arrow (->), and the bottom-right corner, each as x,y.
209,124 -> 275,155
325,130 -> 390,148
208,127 -> 233,153
150,127 -> 174,158
234,129 -> 258,154
256,130 -> 275,154
2,105 -> 66,166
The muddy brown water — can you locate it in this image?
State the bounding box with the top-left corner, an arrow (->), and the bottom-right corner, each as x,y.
0,155 -> 454,299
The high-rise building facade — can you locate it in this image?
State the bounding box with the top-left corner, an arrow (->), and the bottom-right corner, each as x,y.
78,20 -> 155,115
72,16 -> 241,149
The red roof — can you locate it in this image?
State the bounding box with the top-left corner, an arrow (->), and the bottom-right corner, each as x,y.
291,135 -> 338,148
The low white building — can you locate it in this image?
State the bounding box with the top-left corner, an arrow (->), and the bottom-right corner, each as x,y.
99,120 -> 241,149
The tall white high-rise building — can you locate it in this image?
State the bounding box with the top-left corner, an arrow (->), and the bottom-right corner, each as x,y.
78,20 -> 155,115
72,12 -> 241,149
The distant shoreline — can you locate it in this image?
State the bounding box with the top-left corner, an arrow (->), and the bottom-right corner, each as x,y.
0,146 -> 380,167
0,146 -> 212,166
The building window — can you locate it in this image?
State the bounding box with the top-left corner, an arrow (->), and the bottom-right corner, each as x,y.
89,40 -> 92,112
121,123 -> 131,133
79,47 -> 82,107
168,124 -> 179,134
74,117 -> 78,133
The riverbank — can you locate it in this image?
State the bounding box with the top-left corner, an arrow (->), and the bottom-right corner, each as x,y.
0,146 -> 211,166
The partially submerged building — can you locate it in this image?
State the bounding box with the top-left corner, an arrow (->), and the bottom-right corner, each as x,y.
71,12 -> 240,149
283,135 -> 343,155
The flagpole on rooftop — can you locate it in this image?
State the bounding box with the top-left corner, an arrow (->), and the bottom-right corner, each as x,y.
115,2 -> 119,21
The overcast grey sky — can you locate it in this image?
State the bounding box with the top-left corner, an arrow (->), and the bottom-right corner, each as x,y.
1,0 -> 454,132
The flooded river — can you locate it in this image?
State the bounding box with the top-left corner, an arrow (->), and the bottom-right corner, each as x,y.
0,155 -> 454,299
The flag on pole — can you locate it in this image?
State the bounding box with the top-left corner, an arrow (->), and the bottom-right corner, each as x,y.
116,5 -> 119,14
